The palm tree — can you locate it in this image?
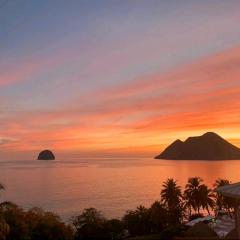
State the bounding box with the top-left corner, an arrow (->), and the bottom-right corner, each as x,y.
183,189 -> 193,217
184,177 -> 203,214
161,179 -> 184,224
161,178 -> 182,210
214,178 -> 233,216
214,179 -> 230,187
199,184 -> 215,215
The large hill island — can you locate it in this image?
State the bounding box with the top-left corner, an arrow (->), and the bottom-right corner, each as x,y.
155,132 -> 240,160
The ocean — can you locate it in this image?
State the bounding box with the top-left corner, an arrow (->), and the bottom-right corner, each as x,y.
1,158 -> 240,221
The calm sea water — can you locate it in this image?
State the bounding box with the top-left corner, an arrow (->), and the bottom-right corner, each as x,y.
1,158 -> 240,220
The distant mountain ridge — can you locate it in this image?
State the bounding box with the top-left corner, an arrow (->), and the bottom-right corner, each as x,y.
155,132 -> 240,160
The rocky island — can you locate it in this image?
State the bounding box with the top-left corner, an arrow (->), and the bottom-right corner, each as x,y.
155,132 -> 240,160
37,150 -> 55,160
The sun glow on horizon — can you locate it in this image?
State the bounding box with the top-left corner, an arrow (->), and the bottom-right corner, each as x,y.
1,1 -> 240,160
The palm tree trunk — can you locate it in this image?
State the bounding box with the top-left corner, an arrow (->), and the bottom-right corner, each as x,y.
227,207 -> 232,218
206,206 -> 210,215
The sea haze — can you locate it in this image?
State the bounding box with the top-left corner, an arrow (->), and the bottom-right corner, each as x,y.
1,158 -> 240,220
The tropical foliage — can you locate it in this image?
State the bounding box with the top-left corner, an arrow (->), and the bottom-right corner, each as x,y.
0,202 -> 73,240
0,178 -> 234,239
214,178 -> 234,216
72,208 -> 125,240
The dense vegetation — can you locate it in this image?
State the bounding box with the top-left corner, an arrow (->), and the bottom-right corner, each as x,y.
0,178 -> 234,239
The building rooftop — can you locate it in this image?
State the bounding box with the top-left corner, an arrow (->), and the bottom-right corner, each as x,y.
216,182 -> 240,199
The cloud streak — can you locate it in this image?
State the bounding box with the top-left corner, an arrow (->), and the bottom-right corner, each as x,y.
1,45 -> 240,158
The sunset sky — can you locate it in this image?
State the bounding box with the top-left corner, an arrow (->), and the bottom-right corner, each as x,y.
1,0 -> 240,160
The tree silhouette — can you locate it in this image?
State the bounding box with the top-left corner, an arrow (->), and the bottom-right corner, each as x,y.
72,208 -> 106,240
184,177 -> 203,214
149,201 -> 167,232
123,205 -> 151,236
199,184 -> 215,215
161,178 -> 182,210
214,178 -> 233,216
160,178 -> 184,225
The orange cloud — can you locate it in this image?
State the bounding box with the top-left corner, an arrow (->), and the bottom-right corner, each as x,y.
2,45 -> 240,158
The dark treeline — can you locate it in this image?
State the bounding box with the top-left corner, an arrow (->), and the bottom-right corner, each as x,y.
0,178 -> 234,240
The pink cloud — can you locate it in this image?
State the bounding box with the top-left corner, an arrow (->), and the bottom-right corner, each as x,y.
2,45 -> 240,158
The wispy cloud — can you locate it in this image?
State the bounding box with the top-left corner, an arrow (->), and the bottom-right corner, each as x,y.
1,45 -> 240,158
